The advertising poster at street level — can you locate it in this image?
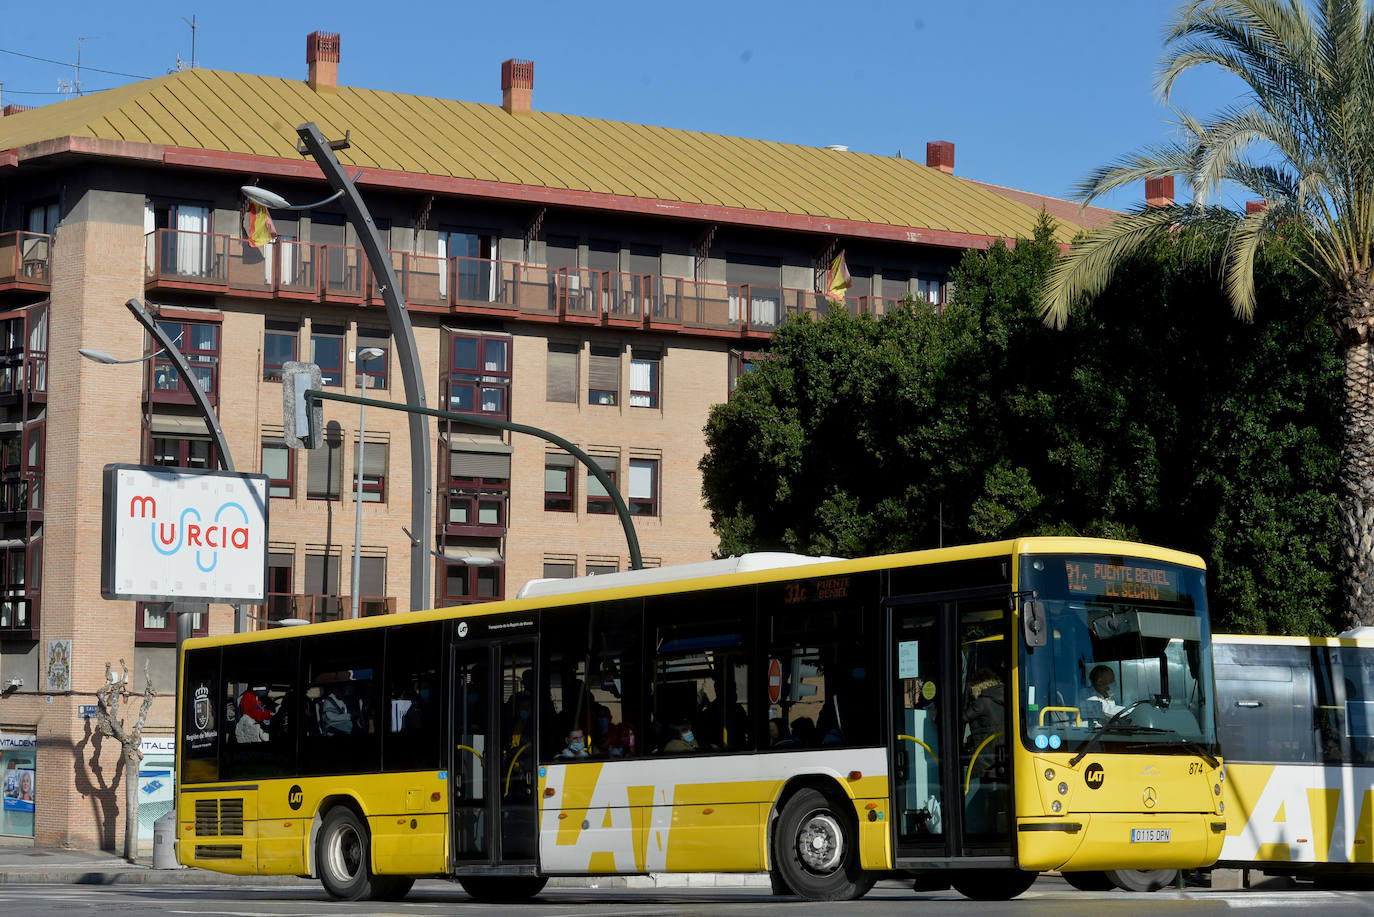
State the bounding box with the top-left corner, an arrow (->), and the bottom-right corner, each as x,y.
100,464 -> 269,604
1,732 -> 36,837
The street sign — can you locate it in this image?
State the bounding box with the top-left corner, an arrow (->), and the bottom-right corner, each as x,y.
100,464 -> 269,603
767,657 -> 783,705
77,704 -> 99,719
281,361 -> 323,449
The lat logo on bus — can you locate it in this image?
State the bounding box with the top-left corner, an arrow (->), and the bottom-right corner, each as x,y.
1085,763 -> 1105,789
287,784 -> 303,811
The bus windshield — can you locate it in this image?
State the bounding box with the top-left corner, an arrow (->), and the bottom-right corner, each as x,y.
1018,554 -> 1216,757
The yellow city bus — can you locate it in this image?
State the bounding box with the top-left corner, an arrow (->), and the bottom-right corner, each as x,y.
174,537 -> 1225,902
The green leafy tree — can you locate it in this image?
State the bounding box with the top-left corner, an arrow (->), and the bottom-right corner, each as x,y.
703,217 -> 1342,633
1040,0 -> 1374,627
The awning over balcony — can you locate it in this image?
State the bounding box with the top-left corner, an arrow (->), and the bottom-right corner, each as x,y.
149,414 -> 211,436
436,546 -> 503,565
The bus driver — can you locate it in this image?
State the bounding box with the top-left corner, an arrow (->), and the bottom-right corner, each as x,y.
1083,665 -> 1123,723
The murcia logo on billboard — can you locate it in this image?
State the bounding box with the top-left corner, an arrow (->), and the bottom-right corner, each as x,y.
129,495 -> 252,573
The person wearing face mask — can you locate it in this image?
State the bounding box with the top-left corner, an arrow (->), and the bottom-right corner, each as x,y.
662,720 -> 700,753
1083,664 -> 1123,723
557,727 -> 590,759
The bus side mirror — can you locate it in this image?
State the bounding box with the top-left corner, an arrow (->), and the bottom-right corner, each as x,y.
1022,600 -> 1047,648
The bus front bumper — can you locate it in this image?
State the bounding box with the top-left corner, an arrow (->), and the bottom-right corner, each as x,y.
1016,813 -> 1225,873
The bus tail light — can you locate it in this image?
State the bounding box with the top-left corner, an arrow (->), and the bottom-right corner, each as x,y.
848,771 -> 862,781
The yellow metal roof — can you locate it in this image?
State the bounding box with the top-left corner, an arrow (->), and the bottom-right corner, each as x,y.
0,68 -> 1082,243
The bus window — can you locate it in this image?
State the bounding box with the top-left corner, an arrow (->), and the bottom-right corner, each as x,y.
1215,643 -> 1316,763
540,600 -> 642,762
220,638 -> 297,781
383,621 -> 444,771
764,599 -> 881,749
299,630 -> 382,777
649,588 -> 753,754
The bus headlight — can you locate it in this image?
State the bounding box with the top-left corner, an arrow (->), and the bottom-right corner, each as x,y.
1218,801 -> 1224,814
1051,800 -> 1062,813
1044,768 -> 1055,781
1214,784 -> 1221,796
1058,782 -> 1069,795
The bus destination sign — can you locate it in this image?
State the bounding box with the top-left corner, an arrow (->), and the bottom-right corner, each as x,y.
1065,561 -> 1181,603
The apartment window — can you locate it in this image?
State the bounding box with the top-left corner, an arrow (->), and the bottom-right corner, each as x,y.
147,200 -> 213,280
447,449 -> 510,534
136,601 -> 208,644
444,562 -> 503,604
917,275 -> 944,307
728,350 -> 763,394
24,200 -> 59,235
628,458 -> 659,517
544,453 -> 575,512
586,454 -> 618,515
305,553 -> 343,623
586,560 -> 619,576
356,556 -> 388,616
447,333 -> 511,419
311,324 -> 346,386
307,433 -> 344,500
630,349 -> 660,408
882,269 -> 911,302
543,559 -> 575,579
546,342 -> 578,403
588,345 -> 620,405
355,330 -> 390,391
262,440 -> 293,498
151,435 -> 215,469
443,231 -> 496,302
726,252 -> 782,326
352,441 -> 388,503
264,552 -> 295,624
263,320 -> 298,382
152,320 -> 219,400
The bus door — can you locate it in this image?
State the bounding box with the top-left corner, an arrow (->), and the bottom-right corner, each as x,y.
450,638 -> 539,869
889,590 -> 1014,865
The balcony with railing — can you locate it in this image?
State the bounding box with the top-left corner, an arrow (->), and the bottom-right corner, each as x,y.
257,592 -> 397,629
0,232 -> 53,293
143,230 -> 918,339
0,349 -> 47,404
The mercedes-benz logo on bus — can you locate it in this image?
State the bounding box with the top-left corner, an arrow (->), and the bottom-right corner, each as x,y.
1143,786 -> 1158,808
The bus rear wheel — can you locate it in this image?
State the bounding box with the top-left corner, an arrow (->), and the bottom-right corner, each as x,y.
1106,868 -> 1177,892
458,876 -> 549,902
1062,870 -> 1115,891
773,787 -> 876,901
316,807 -> 375,901
950,868 -> 1038,900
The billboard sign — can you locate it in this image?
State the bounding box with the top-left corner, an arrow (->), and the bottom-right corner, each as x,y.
101,464 -> 268,603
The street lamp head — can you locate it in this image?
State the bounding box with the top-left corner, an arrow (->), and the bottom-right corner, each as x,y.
357,346 -> 385,362
78,348 -> 119,364
240,185 -> 293,209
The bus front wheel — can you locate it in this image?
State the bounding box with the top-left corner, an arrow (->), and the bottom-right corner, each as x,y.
458,876 -> 549,902
773,787 -> 876,901
316,807 -> 376,901
950,868 -> 1038,900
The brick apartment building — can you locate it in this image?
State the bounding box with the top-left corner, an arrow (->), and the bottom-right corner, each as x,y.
0,33 -> 1091,850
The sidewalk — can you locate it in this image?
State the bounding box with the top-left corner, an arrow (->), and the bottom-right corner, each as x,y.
0,844 -> 772,888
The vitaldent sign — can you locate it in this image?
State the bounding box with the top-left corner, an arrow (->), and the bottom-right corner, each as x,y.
100,464 -> 268,603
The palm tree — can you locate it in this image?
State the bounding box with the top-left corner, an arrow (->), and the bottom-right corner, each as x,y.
1041,0 -> 1374,628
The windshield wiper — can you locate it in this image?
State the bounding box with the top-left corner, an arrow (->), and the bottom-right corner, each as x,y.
1129,726 -> 1219,769
1067,699 -> 1150,766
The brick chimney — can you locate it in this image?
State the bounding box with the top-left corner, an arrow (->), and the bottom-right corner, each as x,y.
1,104 -> 33,117
502,59 -> 533,115
1146,176 -> 1174,208
1245,200 -> 1268,215
307,31 -> 340,93
926,140 -> 955,175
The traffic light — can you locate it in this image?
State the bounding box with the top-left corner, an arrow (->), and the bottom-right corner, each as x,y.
281,361 -> 323,449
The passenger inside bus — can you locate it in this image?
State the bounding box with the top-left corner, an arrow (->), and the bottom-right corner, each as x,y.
662,720 -> 702,753
235,688 -> 274,743
317,684 -> 355,735
964,667 -> 1006,834
556,728 -> 590,759
1082,664 -> 1123,723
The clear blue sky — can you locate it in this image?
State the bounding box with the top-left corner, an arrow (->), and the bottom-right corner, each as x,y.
1,0 -> 1246,211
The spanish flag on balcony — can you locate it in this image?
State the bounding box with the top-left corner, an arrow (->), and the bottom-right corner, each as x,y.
825,250 -> 851,303
244,199 -> 278,249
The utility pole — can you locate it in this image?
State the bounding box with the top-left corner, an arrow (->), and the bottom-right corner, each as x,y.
183,16 -> 198,69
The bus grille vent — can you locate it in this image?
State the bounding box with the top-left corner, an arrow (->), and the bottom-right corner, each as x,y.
195,844 -> 243,860
194,798 -> 245,837
218,799 -> 244,836
194,800 -> 218,837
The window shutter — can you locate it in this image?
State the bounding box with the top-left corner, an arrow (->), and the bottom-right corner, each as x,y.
359,557 -> 385,596
307,444 -> 342,495
628,459 -> 655,499
354,441 -> 387,477
546,343 -> 578,403
451,450 -> 511,479
588,347 -> 620,394
262,443 -> 289,479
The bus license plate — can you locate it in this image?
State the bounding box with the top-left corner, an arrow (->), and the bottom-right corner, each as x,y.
1131,828 -> 1171,843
